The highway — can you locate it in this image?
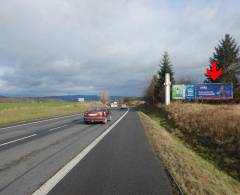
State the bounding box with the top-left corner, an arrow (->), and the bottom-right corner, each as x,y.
0,109 -> 172,195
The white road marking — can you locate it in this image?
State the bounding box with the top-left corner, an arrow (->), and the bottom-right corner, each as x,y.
0,114 -> 83,130
32,110 -> 129,195
0,134 -> 37,148
49,125 -> 67,132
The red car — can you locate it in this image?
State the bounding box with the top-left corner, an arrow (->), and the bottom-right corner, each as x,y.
84,107 -> 112,124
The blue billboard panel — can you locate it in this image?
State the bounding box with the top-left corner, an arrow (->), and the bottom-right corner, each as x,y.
185,85 -> 195,100
196,83 -> 233,100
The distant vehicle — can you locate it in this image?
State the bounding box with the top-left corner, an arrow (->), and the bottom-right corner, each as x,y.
120,104 -> 128,109
110,102 -> 118,108
84,107 -> 112,124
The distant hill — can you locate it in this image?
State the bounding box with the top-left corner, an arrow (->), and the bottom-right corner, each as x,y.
0,95 -> 130,102
42,95 -> 123,102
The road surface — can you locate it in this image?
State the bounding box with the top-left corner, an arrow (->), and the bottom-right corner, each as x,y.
0,109 -> 172,195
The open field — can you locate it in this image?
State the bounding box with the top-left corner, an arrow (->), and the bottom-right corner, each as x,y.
0,100 -> 99,126
0,101 -> 70,110
138,111 -> 240,195
139,103 -> 240,180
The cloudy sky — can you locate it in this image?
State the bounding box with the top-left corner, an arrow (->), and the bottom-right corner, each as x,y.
0,0 -> 240,97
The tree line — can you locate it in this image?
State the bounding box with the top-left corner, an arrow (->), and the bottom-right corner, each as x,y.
144,34 -> 240,104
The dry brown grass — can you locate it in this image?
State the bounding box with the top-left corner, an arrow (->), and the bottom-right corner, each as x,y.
125,100 -> 145,106
162,102 -> 240,154
150,102 -> 240,181
139,111 -> 240,195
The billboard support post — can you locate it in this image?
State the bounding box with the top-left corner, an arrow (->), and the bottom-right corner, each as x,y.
164,73 -> 171,105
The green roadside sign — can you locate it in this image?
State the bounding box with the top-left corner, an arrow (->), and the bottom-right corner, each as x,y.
172,85 -> 185,99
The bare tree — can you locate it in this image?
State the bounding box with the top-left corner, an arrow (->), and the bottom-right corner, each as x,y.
99,90 -> 110,105
144,75 -> 158,104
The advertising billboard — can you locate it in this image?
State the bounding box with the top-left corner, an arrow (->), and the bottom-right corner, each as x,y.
185,85 -> 195,100
195,83 -> 233,100
172,85 -> 185,99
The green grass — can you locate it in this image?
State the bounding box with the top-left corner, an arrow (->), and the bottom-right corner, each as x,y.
0,101 -> 99,125
138,104 -> 172,131
138,110 -> 240,195
0,101 -> 70,110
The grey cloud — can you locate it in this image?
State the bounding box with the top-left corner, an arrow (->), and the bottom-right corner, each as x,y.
0,0 -> 240,96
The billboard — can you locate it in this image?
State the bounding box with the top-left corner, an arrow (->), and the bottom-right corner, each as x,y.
185,85 -> 195,100
172,85 -> 185,99
78,98 -> 85,102
171,83 -> 233,100
195,83 -> 233,100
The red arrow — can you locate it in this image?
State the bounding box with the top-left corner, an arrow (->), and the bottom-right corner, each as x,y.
206,61 -> 222,81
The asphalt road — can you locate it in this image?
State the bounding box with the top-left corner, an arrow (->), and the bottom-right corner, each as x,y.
0,109 -> 172,195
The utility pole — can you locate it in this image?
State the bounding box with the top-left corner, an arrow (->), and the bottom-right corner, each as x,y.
164,73 -> 171,105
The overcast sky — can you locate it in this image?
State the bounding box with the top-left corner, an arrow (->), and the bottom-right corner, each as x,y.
0,0 -> 240,97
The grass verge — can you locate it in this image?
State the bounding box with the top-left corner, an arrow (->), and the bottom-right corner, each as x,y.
154,102 -> 240,180
0,101 -> 99,126
138,111 -> 240,195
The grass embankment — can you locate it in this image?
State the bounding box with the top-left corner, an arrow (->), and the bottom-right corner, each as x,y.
0,101 -> 98,126
138,110 -> 240,195
158,102 -> 240,181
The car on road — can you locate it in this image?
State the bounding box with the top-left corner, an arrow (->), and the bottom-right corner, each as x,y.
84,107 -> 112,124
110,101 -> 118,108
120,104 -> 128,109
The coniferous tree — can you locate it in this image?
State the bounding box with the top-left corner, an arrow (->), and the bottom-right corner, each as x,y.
155,52 -> 175,102
205,34 -> 240,86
